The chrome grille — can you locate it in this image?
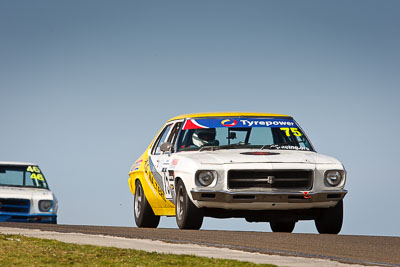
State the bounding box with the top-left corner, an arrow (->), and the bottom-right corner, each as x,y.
228,170 -> 313,190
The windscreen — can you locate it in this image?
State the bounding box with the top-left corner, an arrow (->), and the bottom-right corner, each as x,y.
0,165 -> 49,189
176,117 -> 313,152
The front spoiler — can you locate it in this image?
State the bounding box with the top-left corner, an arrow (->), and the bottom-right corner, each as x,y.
0,213 -> 57,224
191,190 -> 347,203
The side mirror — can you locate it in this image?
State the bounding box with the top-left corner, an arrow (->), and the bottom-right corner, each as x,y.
160,142 -> 173,153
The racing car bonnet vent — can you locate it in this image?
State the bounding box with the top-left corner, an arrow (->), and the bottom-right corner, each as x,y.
228,170 -> 313,190
240,152 -> 280,156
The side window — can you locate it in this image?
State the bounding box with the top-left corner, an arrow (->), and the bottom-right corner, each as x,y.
167,122 -> 182,146
151,124 -> 172,155
176,129 -> 194,150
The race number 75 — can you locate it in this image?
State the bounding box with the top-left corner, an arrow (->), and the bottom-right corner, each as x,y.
280,127 -> 302,137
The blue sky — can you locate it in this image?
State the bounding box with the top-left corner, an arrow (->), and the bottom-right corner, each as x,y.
1,0 -> 399,236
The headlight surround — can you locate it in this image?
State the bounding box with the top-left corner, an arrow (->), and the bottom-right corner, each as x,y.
325,170 -> 344,186
39,200 -> 53,212
196,170 -> 217,186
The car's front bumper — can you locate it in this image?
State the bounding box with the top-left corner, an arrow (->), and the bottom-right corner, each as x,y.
0,213 -> 57,224
191,190 -> 347,210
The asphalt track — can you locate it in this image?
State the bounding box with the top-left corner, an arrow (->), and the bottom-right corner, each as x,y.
0,223 -> 399,266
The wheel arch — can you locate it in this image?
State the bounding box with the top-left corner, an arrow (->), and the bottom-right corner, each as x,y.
174,176 -> 183,189
174,176 -> 201,208
128,175 -> 137,195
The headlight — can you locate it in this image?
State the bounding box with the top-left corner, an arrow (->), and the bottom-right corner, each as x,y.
39,200 -> 53,212
196,170 -> 217,186
325,170 -> 343,186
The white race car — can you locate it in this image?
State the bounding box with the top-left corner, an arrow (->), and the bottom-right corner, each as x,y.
128,112 -> 347,234
0,162 -> 58,223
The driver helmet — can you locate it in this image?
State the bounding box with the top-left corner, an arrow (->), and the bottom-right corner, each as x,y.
192,128 -> 217,147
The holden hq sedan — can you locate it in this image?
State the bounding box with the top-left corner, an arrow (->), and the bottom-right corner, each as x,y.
0,162 -> 57,223
128,112 -> 347,234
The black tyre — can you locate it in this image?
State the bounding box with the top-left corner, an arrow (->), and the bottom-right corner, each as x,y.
175,180 -> 204,229
315,200 -> 343,234
134,180 -> 160,228
270,221 -> 296,233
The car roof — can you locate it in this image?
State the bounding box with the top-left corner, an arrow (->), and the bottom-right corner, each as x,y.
0,161 -> 37,166
168,112 -> 292,122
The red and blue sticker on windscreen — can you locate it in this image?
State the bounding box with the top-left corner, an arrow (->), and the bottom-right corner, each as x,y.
182,118 -> 297,130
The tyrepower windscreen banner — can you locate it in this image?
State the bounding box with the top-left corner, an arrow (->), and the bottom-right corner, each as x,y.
182,118 -> 297,130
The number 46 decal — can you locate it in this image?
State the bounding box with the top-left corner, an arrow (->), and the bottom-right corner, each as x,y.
280,127 -> 302,137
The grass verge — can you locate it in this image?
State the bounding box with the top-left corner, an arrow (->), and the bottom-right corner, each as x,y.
0,234 -> 276,266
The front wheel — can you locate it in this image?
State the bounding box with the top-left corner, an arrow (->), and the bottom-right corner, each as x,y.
315,200 -> 343,234
134,180 -> 160,228
175,180 -> 204,229
270,221 -> 296,233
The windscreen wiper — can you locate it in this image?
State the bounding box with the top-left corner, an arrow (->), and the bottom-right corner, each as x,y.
199,144 -> 245,152
260,143 -> 296,150
198,146 -> 219,152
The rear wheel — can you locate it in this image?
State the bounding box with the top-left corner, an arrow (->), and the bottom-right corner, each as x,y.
134,180 -> 160,228
270,221 -> 296,233
175,180 -> 204,229
315,200 -> 343,234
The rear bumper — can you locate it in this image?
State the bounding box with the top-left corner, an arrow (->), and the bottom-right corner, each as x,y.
0,213 -> 57,224
191,190 -> 347,210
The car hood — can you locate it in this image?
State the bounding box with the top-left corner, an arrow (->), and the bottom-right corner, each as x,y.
178,149 -> 339,165
0,186 -> 52,199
